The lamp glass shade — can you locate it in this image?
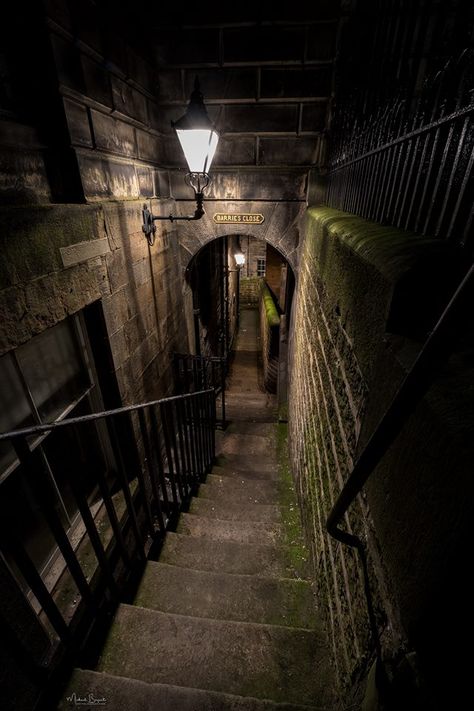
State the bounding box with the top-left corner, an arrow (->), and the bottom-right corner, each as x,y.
176,128 -> 219,174
234,252 -> 246,266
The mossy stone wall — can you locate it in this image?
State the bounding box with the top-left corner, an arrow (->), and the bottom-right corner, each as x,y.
288,206 -> 469,703
259,283 -> 280,393
0,201 -> 189,404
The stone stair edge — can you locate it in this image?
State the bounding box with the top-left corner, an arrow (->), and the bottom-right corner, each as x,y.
139,559 -> 313,586
58,669 -> 327,711
120,602 -> 319,635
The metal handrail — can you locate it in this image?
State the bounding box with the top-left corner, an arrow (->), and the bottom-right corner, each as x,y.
326,262 -> 474,684
0,387 -> 217,687
0,388 -> 215,441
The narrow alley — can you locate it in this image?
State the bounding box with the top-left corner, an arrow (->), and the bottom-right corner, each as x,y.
1,3 -> 473,710
58,307 -> 335,710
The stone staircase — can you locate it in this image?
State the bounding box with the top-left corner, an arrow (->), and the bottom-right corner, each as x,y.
58,422 -> 334,710
58,309 -> 334,709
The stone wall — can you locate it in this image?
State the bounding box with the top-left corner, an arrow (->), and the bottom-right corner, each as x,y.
240,277 -> 263,306
0,202 -> 188,404
288,206 -> 468,703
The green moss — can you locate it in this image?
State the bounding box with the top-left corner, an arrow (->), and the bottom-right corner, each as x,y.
276,423 -> 310,579
261,283 -> 280,327
0,204 -> 103,288
307,206 -> 449,282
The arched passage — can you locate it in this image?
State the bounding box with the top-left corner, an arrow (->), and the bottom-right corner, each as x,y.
182,233 -> 295,411
175,200 -> 303,276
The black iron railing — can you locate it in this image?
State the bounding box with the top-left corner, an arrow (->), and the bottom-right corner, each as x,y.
174,353 -> 227,426
0,388 -> 215,684
327,49 -> 474,248
326,263 -> 474,690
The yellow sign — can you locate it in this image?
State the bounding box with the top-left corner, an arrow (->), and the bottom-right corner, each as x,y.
213,213 -> 265,225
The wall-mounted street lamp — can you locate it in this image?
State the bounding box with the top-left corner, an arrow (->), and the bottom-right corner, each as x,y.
234,251 -> 246,267
142,79 -> 219,245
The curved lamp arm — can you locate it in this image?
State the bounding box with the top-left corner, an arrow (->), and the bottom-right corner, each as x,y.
141,172 -> 210,246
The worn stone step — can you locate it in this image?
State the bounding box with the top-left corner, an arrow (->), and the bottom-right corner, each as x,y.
224,412 -> 278,424
96,605 -> 333,707
217,432 -> 275,457
159,533 -> 308,580
220,422 -> 276,437
58,669 -> 329,711
211,463 -> 278,481
199,475 -> 278,505
215,452 -> 277,473
189,497 -> 280,522
177,512 -> 282,545
134,562 -> 318,628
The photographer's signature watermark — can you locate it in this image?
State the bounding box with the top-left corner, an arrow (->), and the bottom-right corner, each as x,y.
66,692 -> 107,706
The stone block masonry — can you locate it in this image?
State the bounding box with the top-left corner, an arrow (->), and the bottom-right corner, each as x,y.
288,206 -> 465,704
0,201 -> 189,406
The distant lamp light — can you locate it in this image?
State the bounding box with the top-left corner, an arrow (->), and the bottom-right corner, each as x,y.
142,78 -> 219,245
234,252 -> 246,267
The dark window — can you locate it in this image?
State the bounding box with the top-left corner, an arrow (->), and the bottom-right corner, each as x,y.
257,258 -> 266,277
0,314 -> 116,581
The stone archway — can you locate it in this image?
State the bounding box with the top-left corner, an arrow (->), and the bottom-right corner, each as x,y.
174,199 -> 304,273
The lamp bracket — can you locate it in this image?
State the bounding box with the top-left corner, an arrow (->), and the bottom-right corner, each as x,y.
141,172 -> 210,245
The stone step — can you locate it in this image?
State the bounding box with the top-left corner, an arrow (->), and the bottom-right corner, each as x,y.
134,562 -> 318,628
217,432 -> 275,457
189,497 -> 280,522
211,463 -> 278,482
221,422 -> 276,437
159,533 -> 308,579
215,453 -> 277,473
96,605 -> 333,707
58,669 -> 328,711
199,475 -> 278,505
177,512 -> 282,546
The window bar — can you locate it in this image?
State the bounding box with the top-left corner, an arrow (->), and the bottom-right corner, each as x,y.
93,461 -> 132,569
148,406 -> 171,518
0,523 -> 69,641
66,463 -> 120,600
13,439 -> 96,612
137,408 -> 165,532
105,418 -> 146,561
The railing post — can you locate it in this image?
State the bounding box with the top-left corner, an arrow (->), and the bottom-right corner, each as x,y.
12,438 -> 96,613
138,410 -> 165,533
105,418 -> 146,560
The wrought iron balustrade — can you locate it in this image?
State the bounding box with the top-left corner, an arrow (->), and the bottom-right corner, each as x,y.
174,352 -> 227,426
0,388 -> 216,688
327,49 -> 474,248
